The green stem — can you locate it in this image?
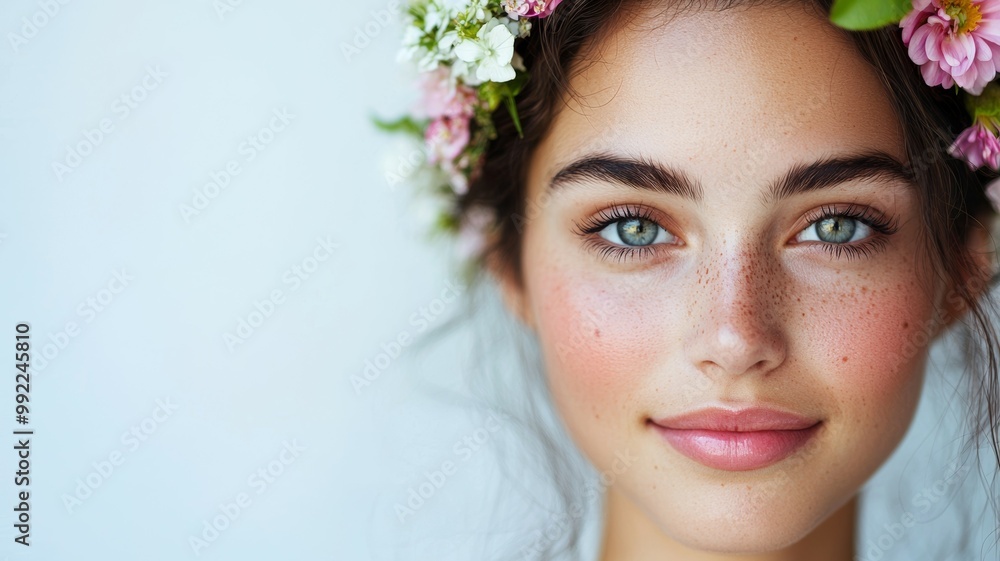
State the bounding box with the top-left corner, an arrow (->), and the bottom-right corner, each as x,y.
503,94 -> 524,139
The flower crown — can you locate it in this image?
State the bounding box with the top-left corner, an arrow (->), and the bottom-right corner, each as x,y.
375,0 -> 561,256
377,0 -> 1000,254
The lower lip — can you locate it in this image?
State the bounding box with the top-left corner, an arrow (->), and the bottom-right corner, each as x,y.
651,422 -> 822,471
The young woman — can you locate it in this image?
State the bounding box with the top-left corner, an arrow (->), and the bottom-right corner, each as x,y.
385,1 -> 1000,559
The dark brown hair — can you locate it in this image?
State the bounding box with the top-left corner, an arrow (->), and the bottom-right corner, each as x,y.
452,0 -> 1000,558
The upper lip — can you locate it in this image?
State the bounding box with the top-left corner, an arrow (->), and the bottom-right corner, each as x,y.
651,406 -> 821,432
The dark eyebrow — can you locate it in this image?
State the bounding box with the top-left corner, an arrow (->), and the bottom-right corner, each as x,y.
762,152 -> 916,205
547,151 -> 915,205
550,153 -> 704,199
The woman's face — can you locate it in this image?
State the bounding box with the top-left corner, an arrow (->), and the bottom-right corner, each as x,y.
507,2 -> 951,553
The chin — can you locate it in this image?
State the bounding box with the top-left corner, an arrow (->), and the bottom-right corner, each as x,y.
616,451 -> 857,555
654,497 -> 831,553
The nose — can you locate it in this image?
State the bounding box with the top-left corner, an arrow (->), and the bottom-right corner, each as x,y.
684,239 -> 787,379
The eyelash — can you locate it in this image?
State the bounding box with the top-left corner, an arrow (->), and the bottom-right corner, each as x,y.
572,202 -> 900,263
572,203 -> 672,264
801,202 -> 899,260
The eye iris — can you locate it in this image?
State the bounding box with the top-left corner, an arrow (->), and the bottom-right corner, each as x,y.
618,218 -> 658,246
816,216 -> 856,243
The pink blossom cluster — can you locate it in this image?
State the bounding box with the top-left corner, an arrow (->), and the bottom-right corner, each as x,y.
417,68 -> 480,194
947,113 -> 1000,213
949,118 -> 1000,169
901,0 -> 1000,210
411,0 -> 565,251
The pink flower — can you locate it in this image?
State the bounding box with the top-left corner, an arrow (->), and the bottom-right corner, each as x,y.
502,0 -> 564,19
948,118 -> 1000,169
425,116 -> 471,167
416,68 -> 478,120
901,0 -> 1000,95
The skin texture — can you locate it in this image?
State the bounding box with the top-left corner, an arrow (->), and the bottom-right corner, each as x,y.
495,3 -> 991,560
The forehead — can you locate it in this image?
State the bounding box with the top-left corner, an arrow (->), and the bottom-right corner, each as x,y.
528,2 -> 906,198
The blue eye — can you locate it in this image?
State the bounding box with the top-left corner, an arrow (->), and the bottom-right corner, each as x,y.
794,203 -> 900,261
797,215 -> 873,244
599,217 -> 672,246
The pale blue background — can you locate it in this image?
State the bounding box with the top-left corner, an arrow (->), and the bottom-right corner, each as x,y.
0,1 -> 996,560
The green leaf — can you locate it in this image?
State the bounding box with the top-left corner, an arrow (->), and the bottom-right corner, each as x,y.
503,93 -> 524,139
507,71 -> 528,97
370,114 -> 426,139
829,0 -> 911,30
434,208 -> 460,234
478,82 -> 503,111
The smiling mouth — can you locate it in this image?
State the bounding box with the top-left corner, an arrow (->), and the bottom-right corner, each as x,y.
647,406 -> 823,472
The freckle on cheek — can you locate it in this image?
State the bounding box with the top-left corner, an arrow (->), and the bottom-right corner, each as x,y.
827,289 -> 927,397
538,281 -> 647,397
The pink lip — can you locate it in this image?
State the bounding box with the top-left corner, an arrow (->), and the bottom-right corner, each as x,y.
649,406 -> 822,471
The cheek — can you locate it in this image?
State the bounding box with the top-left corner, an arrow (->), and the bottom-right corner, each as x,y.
527,269 -> 657,467
805,277 -> 936,441
526,264 -> 684,424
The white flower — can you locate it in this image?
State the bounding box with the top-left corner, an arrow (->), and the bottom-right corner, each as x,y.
424,1 -> 455,32
450,60 -> 478,86
501,16 -> 520,37
453,18 -> 517,83
396,25 -> 424,64
401,24 -> 422,47
460,0 -> 491,23
437,0 -> 469,13
398,15 -> 462,72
